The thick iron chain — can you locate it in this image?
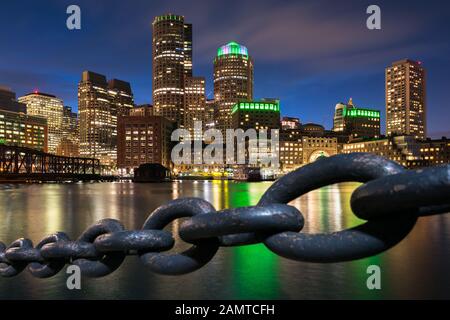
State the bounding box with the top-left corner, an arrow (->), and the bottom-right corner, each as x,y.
1,153 -> 449,277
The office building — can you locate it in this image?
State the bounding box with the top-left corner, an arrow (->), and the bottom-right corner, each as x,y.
281,117 -> 301,130
419,138 -> 450,165
56,137 -> 79,157
280,140 -> 303,172
18,91 -> 63,154
78,71 -> 134,166
205,99 -> 216,130
0,86 -> 26,113
231,99 -> 280,131
62,106 -> 78,136
183,23 -> 193,77
0,109 -> 47,152
386,59 -> 426,139
117,106 -> 174,173
333,98 -> 381,139
214,41 -> 253,131
184,76 -> 206,139
134,104 -> 154,116
108,79 -> 134,117
343,135 -> 450,168
152,14 -> 191,126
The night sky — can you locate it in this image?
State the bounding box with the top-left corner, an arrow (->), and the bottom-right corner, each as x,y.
1,0 -> 449,137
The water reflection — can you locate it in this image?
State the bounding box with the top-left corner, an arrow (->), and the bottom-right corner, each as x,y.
0,181 -> 448,299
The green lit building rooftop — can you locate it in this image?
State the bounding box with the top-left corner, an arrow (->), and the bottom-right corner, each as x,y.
232,99 -> 280,131
217,42 -> 248,58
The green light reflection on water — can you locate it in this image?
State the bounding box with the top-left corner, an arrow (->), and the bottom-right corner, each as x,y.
228,182 -> 280,299
337,183 -> 386,299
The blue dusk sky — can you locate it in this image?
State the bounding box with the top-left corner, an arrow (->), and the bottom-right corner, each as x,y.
1,0 -> 449,137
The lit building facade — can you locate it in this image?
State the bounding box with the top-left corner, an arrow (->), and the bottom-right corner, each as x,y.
214,42 -> 253,132
386,59 -> 426,140
205,99 -> 216,130
108,79 -> 134,118
281,116 -> 301,130
78,71 -> 134,166
152,14 -> 191,126
57,106 -> 79,157
343,136 -> 450,168
342,136 -> 423,168
117,107 -> 174,173
280,140 -> 303,172
419,138 -> 450,165
56,137 -> 79,157
184,76 -> 206,139
231,100 -> 280,131
135,104 -> 154,116
62,106 -> 78,136
302,136 -> 338,164
18,92 -> 63,154
0,109 -> 48,152
183,23 -> 193,77
333,98 -> 381,139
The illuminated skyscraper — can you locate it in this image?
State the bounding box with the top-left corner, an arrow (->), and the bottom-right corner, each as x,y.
205,99 -> 217,130
183,23 -> 193,77
62,106 -> 78,136
184,76 -> 206,139
386,59 -> 426,140
214,41 -> 253,132
152,14 -> 191,126
18,91 -> 63,153
56,106 -> 79,157
108,79 -> 134,118
78,71 -> 134,166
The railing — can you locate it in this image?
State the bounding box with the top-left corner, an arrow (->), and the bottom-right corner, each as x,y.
0,144 -> 100,178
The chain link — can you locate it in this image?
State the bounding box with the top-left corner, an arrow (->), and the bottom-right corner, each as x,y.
0,153 -> 449,277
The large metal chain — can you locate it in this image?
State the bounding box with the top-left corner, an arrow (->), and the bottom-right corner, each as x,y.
1,153 -> 449,278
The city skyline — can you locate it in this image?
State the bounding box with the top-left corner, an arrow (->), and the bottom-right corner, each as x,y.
1,0 -> 450,137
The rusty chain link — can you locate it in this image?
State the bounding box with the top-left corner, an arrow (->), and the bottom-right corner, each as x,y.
0,153 -> 449,277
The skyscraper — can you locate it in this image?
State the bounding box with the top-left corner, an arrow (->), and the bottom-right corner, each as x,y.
62,106 -> 78,136
183,23 -> 193,77
57,106 -> 79,157
386,59 -> 426,140
152,14 -> 191,126
184,76 -> 206,139
78,71 -> 134,166
214,41 -> 253,132
108,79 -> 134,118
18,91 -> 63,153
